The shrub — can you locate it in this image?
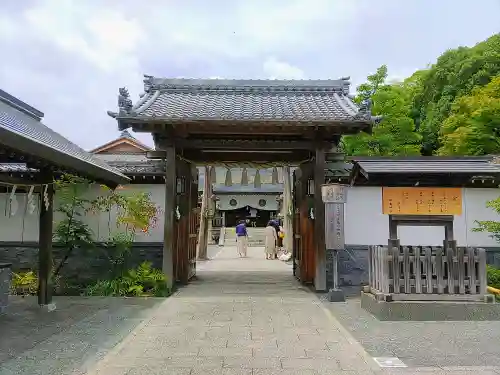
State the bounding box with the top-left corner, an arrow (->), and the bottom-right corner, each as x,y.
487,265 -> 500,289
84,262 -> 170,297
10,271 -> 38,296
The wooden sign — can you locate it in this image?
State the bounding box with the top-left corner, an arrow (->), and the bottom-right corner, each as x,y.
382,187 -> 462,215
321,184 -> 348,204
325,203 -> 345,250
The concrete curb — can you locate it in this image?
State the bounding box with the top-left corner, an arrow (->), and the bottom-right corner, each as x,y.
318,299 -> 382,373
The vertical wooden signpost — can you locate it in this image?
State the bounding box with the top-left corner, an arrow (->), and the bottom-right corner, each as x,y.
322,183 -> 348,302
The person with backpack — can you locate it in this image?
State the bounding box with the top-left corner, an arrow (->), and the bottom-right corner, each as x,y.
235,219 -> 248,257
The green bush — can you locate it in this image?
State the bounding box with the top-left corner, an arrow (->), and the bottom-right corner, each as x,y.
84,262 -> 170,297
10,271 -> 38,296
487,265 -> 500,289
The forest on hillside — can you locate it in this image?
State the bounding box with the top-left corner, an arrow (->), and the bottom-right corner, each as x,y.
341,33 -> 500,156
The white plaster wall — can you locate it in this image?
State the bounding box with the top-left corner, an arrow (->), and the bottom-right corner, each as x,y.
343,186 -> 500,247
218,194 -> 279,211
0,184 -> 165,243
2,184 -> 500,247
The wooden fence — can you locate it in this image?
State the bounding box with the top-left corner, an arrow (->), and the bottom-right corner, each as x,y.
367,245 -> 488,301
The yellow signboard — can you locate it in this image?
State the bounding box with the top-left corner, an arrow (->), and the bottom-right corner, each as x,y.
382,187 -> 462,215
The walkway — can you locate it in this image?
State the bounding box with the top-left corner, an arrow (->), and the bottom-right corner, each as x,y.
86,245 -> 380,375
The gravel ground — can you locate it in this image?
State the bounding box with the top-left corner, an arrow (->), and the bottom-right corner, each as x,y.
324,297 -> 500,367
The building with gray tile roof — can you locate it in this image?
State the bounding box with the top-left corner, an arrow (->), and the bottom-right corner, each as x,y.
352,156 -> 500,174
350,156 -> 500,187
108,76 -> 378,129
0,89 -> 128,187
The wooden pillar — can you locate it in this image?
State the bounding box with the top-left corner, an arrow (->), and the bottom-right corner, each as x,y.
314,147 -> 327,292
38,180 -> 54,307
282,166 -> 293,253
197,165 -> 210,260
388,215 -> 398,240
163,146 -> 176,289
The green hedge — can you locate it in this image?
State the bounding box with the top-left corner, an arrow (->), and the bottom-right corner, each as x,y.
487,265 -> 500,289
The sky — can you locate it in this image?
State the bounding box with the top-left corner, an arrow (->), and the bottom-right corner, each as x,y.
0,0 -> 499,151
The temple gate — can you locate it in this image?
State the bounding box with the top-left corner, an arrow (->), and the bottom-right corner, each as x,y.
107,77 -> 376,291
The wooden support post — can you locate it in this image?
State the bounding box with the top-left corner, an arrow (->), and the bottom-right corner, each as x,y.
197,165 -> 210,260
314,147 -> 326,292
282,166 -> 293,253
38,180 -> 54,309
163,146 -> 176,289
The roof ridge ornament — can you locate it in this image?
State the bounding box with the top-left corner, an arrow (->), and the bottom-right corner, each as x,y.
118,87 -> 133,114
144,74 -> 154,93
354,97 -> 373,121
108,87 -> 135,118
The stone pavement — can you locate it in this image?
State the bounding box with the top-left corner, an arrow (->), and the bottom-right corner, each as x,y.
85,245 -> 382,375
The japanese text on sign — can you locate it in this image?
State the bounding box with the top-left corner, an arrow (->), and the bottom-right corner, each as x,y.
382,187 -> 462,215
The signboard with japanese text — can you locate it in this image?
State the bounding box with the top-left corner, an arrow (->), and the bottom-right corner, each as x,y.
321,184 -> 348,204
382,187 -> 462,215
325,203 -> 345,250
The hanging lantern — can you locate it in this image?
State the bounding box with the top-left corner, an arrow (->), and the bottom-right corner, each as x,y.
272,167 -> 279,185
27,186 -> 36,215
43,185 -> 50,210
254,169 -> 261,188
224,168 -> 233,186
9,185 -> 18,217
241,167 -> 248,186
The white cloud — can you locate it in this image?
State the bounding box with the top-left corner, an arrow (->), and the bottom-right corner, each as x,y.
0,0 -> 499,152
263,58 -> 305,80
23,0 -> 145,73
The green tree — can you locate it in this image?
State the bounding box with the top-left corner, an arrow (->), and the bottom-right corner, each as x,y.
52,174 -> 95,277
52,176 -> 160,279
412,33 -> 500,155
342,65 -> 421,156
438,75 -> 500,155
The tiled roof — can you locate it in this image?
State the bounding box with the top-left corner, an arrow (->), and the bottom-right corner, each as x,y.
0,91 -> 128,186
352,156 -> 500,175
94,154 -> 164,175
90,130 -> 152,154
109,77 -> 375,123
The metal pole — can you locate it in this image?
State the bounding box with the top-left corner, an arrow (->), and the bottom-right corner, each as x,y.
332,249 -> 339,290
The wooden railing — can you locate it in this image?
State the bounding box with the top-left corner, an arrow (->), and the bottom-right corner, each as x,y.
367,245 -> 488,301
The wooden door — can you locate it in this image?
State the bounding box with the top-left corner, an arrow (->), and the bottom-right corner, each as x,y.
186,166 -> 199,281
292,164 -> 315,284
292,171 -> 300,278
173,161 -> 198,285
299,198 -> 315,283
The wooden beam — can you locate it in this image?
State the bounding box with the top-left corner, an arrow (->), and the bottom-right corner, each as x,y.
146,150 -> 167,160
163,146 -> 176,289
314,146 -> 327,292
38,177 -> 54,307
127,120 -> 371,136
182,150 -> 311,164
169,139 -> 329,151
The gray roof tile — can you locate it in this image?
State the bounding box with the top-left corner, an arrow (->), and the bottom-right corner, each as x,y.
353,157 -> 500,174
114,77 -> 372,123
0,92 -> 128,186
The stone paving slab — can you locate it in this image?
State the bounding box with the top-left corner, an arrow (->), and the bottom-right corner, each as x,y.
85,246 -> 382,375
